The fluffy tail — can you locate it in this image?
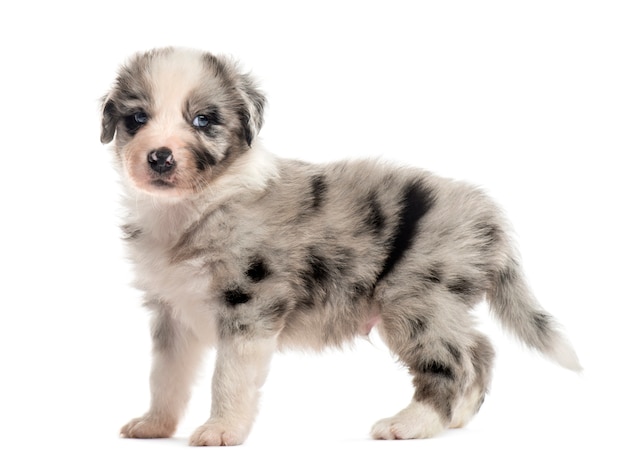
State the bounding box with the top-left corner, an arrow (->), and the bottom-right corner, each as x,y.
487,258 -> 582,372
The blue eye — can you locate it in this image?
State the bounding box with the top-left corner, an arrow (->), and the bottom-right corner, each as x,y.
124,111 -> 149,134
193,115 -> 210,127
134,112 -> 148,124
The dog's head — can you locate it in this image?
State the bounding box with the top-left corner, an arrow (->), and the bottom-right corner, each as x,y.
101,47 -> 265,198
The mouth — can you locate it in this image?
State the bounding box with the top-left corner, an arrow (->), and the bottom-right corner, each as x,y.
150,179 -> 175,188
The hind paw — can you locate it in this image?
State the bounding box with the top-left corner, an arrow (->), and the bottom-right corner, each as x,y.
371,402 -> 445,440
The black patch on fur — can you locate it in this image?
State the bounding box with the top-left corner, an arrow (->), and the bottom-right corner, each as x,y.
103,99 -> 117,118
185,101 -> 223,139
192,147 -> 217,171
117,86 -> 150,105
297,246 -> 355,307
197,106 -> 223,127
365,192 -> 386,236
350,281 -> 374,300
236,73 -> 266,147
376,181 -> 434,282
238,109 -> 255,147
533,312 -> 551,336
445,342 -> 462,363
223,287 -> 251,306
475,222 -> 501,249
420,263 -> 443,285
246,258 -> 270,283
447,278 -> 474,296
304,250 -> 332,285
206,109 -> 223,127
123,113 -> 147,135
413,377 -> 454,420
497,264 -> 518,286
419,360 -> 456,381
310,175 -> 327,210
410,356 -> 457,420
408,317 -> 428,338
202,52 -> 230,79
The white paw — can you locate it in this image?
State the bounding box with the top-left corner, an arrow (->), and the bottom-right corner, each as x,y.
120,415 -> 176,438
189,420 -> 248,446
371,402 -> 445,440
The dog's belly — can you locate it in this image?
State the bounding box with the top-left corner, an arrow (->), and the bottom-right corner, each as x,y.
277,301 -> 381,351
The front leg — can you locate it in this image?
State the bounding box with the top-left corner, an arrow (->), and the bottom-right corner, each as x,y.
189,335 -> 276,446
121,302 -> 206,439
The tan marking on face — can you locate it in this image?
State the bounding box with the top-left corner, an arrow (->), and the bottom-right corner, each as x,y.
121,132 -> 199,197
119,50 -> 210,197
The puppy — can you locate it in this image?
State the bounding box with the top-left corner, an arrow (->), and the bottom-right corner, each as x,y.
101,47 -> 581,446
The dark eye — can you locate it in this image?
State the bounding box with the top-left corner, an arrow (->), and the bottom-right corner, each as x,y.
124,111 -> 149,134
192,115 -> 210,127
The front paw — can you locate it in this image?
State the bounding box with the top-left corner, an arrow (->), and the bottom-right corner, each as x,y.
189,420 -> 248,446
120,415 -> 176,439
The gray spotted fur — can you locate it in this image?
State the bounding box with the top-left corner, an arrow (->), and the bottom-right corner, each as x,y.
102,48 -> 580,443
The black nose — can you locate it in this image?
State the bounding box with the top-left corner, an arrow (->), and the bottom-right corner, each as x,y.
147,148 -> 175,174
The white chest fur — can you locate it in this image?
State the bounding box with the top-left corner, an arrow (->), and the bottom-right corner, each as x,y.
125,199 -> 219,343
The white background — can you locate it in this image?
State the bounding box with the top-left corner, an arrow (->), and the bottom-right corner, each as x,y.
1,1 -> 624,461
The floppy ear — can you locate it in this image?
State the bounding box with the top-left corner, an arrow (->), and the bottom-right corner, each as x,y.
100,96 -> 118,144
236,73 -> 266,146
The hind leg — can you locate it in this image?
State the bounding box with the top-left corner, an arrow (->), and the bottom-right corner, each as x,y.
371,295 -> 491,439
449,332 -> 494,428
